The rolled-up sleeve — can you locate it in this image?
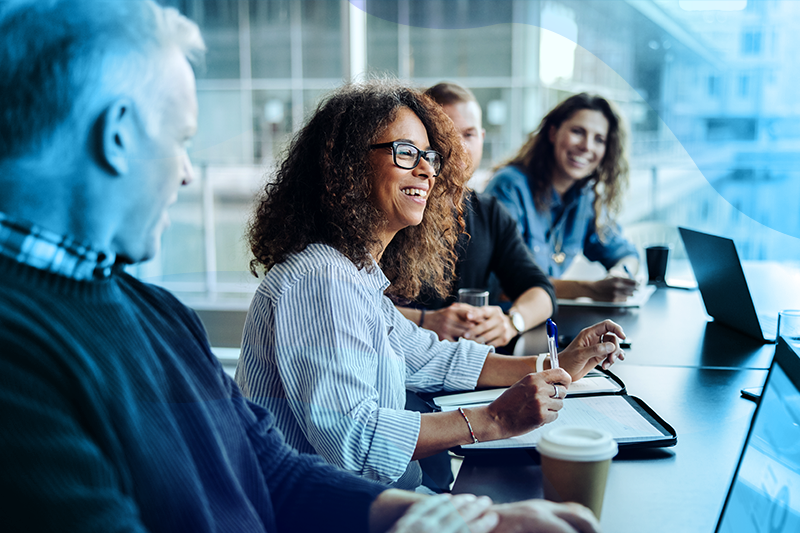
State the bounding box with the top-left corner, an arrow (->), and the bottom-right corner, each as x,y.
384,299 -> 492,393
273,265 -> 420,484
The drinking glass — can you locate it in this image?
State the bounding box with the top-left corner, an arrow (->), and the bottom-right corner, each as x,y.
778,309 -> 800,345
458,288 -> 488,307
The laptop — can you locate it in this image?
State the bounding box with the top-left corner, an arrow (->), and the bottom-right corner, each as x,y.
715,337 -> 800,532
679,227 -> 778,342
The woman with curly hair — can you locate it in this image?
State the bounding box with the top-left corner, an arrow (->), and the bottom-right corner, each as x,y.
236,80 -> 625,491
486,93 -> 639,302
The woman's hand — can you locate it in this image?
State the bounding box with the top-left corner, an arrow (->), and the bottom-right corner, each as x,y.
423,304 -> 481,342
557,320 -> 626,381
477,368 -> 571,441
387,494 -> 498,533
585,276 -> 637,302
462,305 -> 517,347
426,304 -> 517,347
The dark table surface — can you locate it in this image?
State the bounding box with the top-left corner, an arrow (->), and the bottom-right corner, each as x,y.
452,364 -> 766,533
457,278 -> 790,532
515,285 -> 776,369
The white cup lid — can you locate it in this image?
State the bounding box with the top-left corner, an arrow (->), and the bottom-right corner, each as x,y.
537,426 -> 618,462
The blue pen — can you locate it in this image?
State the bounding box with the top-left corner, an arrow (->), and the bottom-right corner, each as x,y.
546,318 -> 559,369
622,264 -> 634,280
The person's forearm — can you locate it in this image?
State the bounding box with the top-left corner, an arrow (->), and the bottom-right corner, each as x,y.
413,407 -> 505,460
510,287 -> 553,331
369,489 -> 428,533
475,353 -> 538,388
396,306 -> 424,327
551,278 -> 592,300
610,255 -> 640,276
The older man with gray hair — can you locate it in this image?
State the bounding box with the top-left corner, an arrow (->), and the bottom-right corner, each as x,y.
0,2 -> 601,532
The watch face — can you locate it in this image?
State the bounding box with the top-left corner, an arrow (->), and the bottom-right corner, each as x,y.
510,312 -> 525,333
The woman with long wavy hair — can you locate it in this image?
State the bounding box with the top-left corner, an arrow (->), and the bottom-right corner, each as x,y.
236,79 -> 625,491
486,93 -> 639,302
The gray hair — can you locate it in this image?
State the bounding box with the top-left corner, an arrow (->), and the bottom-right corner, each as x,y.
0,0 -> 206,160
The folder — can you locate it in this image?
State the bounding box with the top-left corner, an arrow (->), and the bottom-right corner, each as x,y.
431,368 -> 676,452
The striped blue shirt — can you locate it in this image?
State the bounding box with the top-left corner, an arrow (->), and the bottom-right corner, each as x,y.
236,243 -> 492,485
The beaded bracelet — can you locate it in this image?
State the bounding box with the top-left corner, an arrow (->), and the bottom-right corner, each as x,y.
418,308 -> 426,327
457,407 -> 479,444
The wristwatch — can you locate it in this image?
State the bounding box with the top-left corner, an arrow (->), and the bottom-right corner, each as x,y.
508,310 -> 525,334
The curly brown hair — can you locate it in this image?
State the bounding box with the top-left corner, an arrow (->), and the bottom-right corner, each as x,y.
248,79 -> 470,300
499,93 -> 629,237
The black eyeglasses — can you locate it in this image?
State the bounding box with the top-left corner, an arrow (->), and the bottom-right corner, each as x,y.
370,141 -> 443,176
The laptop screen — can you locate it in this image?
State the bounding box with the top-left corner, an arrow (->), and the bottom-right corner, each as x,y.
716,338 -> 800,532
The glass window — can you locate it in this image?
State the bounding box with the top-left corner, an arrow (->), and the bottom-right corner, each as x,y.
143,0 -> 800,298
471,87 -> 512,168
250,0 -> 293,79
408,25 -> 513,78
214,183 -> 258,276
366,13 -> 399,73
194,90 -> 246,165
159,183 -> 205,280
738,74 -> 750,97
170,0 -> 241,79
301,0 -> 344,78
708,75 -> 721,97
742,30 -> 762,55
252,90 -> 293,165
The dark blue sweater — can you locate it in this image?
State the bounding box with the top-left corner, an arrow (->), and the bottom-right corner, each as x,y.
0,255 -> 385,532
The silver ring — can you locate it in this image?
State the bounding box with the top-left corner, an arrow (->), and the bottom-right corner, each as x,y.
552,384 -> 561,399
600,334 -> 606,343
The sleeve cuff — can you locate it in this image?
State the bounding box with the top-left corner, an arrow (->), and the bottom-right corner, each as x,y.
361,408 -> 421,483
442,341 -> 492,392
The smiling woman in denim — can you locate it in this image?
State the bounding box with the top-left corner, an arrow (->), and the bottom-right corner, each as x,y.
486,93 -> 639,302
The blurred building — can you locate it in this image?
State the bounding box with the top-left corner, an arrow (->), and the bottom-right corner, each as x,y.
139,0 -> 800,305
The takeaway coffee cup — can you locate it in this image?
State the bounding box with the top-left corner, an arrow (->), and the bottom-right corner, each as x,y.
538,426 -> 618,518
645,245 -> 670,284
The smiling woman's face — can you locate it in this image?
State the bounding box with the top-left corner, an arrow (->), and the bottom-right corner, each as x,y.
369,107 -> 437,249
549,108 -> 609,192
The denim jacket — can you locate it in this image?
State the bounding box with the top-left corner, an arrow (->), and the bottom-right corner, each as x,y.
485,165 -> 637,278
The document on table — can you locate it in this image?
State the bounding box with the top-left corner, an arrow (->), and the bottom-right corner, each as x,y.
433,371 -> 623,408
442,395 -> 666,450
557,283 -> 656,308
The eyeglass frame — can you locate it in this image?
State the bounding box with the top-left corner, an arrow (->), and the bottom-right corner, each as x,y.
369,141 -> 443,177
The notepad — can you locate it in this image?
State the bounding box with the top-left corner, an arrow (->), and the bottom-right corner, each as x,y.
432,369 -> 676,451
442,395 -> 669,450
557,283 -> 656,308
433,370 -> 624,408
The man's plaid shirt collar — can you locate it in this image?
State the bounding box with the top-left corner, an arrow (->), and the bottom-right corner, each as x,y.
0,211 -> 116,281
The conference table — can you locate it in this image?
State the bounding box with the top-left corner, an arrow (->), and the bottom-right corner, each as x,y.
451,282 -> 784,533
197,261 -> 798,531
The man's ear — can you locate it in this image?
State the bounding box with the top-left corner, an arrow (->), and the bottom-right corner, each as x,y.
97,98 -> 135,176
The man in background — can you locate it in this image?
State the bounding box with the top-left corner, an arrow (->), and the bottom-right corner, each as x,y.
396,82 -> 559,492
0,1 -> 601,532
397,82 -> 556,350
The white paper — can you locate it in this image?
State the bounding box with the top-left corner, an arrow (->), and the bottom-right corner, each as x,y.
443,395 -> 664,449
433,372 -> 622,407
557,284 -> 656,308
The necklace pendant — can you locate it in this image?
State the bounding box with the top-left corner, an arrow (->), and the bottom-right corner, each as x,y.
552,252 -> 566,264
